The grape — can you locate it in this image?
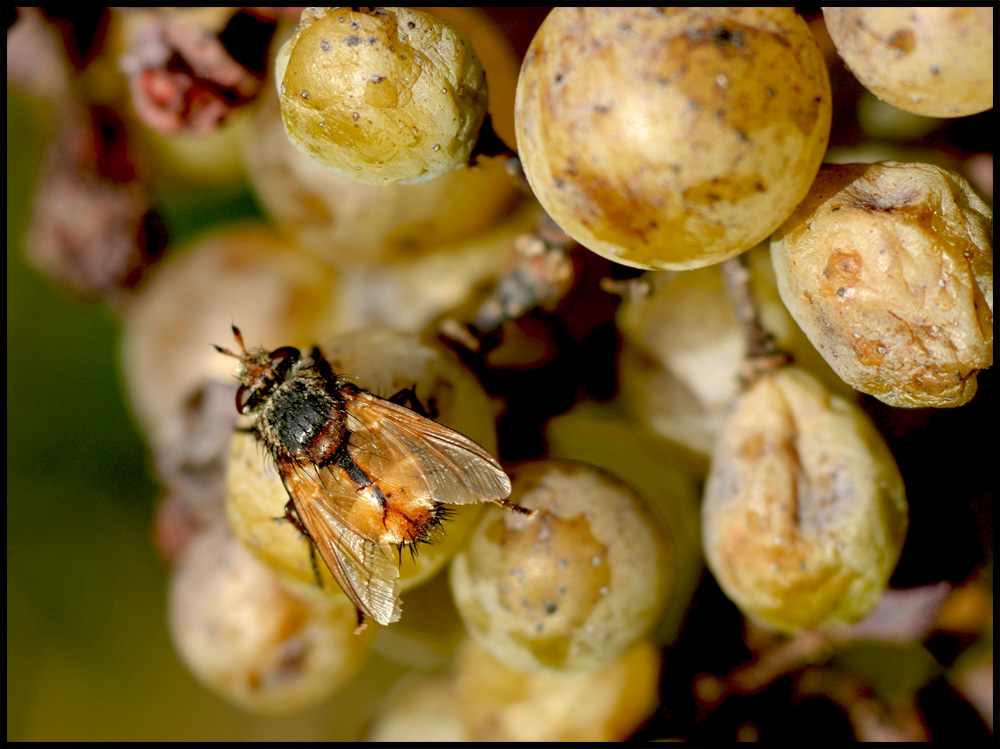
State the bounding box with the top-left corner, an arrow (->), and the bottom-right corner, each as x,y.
616,245 -> 853,456
702,367 -> 908,633
119,224 -> 333,438
244,12 -> 521,264
515,7 -> 831,270
771,161 -> 993,408
168,523 -> 373,714
369,637 -> 661,742
8,6 -> 994,741
542,402 -> 702,645
365,672 -> 470,742
275,7 -> 489,184
316,203 -> 538,333
824,7 -> 994,118
449,459 -> 672,673
452,638 -> 661,742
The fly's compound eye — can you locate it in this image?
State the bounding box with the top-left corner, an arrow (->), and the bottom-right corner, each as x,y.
236,384 -> 254,414
269,346 -> 301,377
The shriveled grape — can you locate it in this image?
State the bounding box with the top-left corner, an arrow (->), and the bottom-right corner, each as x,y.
771,161 -> 993,408
702,367 -> 908,633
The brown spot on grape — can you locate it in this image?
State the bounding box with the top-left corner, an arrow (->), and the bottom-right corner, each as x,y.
852,336 -> 886,366
683,173 -> 769,206
823,250 -> 862,294
885,28 -> 915,56
740,433 -> 766,460
854,185 -> 922,213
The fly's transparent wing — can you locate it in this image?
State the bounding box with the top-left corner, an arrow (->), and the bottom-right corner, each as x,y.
280,460 -> 401,625
344,392 -> 511,506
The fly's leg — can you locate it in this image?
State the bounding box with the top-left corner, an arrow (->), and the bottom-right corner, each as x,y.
280,499 -> 325,589
281,497 -> 368,633
495,497 -> 537,517
388,385 -> 438,419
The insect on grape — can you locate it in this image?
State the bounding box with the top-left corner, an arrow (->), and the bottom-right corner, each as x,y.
216,326 -> 533,630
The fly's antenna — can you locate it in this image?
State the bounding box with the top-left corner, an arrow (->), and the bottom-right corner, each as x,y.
214,325 -> 248,359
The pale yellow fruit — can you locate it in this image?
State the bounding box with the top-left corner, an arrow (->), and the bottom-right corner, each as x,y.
772,161 -> 993,408
454,638 -> 661,742
617,244 -> 854,456
119,224 -> 333,438
450,459 -> 671,672
702,367 -> 908,633
276,7 -> 488,184
515,7 -> 831,270
365,672 -> 471,742
543,401 -> 703,646
169,523 -> 373,714
824,7 -> 994,118
245,49 -> 518,264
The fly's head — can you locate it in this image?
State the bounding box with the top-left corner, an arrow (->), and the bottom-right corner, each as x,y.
215,325 -> 301,415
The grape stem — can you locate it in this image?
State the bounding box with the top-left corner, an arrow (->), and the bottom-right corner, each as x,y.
694,584 -> 950,728
719,254 -> 792,386
468,114 -> 530,191
796,669 -> 930,742
439,211 -> 575,354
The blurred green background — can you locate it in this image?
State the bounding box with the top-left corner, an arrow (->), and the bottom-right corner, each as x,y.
6,88 -> 403,742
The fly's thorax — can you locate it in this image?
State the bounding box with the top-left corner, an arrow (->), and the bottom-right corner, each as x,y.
255,367 -> 349,462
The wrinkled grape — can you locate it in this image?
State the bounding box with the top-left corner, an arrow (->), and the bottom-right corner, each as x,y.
702,367 -> 908,633
772,161 -> 993,408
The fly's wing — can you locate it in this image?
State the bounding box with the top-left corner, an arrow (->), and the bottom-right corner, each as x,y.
343,391 -> 512,506
279,459 -> 401,625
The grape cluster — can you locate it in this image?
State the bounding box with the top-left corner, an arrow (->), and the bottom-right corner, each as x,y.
8,6 -> 993,743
